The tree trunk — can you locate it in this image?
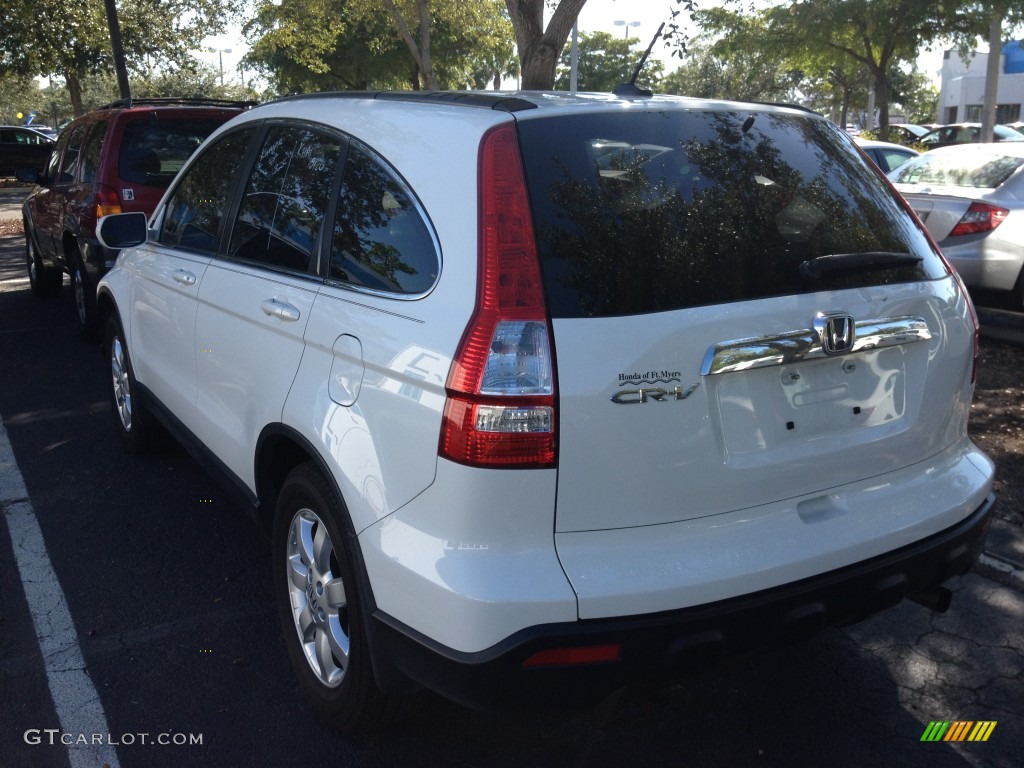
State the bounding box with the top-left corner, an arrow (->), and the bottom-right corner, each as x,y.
506,0 -> 588,90
871,63 -> 890,141
66,72 -> 84,117
382,0 -> 438,90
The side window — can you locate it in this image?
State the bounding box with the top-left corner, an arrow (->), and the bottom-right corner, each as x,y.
330,142 -> 439,295
80,122 -> 108,185
57,125 -> 87,183
227,125 -> 343,273
44,132 -> 68,180
159,128 -> 255,254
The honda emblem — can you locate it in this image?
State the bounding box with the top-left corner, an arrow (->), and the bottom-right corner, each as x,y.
815,313 -> 856,355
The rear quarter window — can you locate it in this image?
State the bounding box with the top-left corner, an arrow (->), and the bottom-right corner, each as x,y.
517,109 -> 947,318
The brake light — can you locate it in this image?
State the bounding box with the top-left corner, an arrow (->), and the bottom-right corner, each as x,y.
95,185 -> 123,219
439,123 -> 556,469
949,202 -> 1008,237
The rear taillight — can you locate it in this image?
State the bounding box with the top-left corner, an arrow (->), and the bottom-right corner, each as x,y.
949,202 -> 1008,237
439,123 -> 556,469
95,185 -> 123,219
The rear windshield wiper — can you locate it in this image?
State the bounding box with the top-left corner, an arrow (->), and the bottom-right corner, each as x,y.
799,252 -> 922,280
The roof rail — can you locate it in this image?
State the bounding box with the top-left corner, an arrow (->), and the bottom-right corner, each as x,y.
98,97 -> 258,111
269,90 -> 538,114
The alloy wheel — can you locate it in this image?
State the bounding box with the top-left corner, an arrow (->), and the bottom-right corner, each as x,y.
285,508 -> 350,688
110,334 -> 133,432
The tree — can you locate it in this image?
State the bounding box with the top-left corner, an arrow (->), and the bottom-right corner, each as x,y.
663,8 -> 804,102
760,0 -> 980,139
554,31 -> 663,92
0,0 -> 237,116
244,0 -> 514,92
244,0 -> 411,92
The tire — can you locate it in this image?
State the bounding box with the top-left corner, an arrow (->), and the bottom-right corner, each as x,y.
273,463 -> 407,732
25,230 -> 62,297
104,314 -> 155,454
72,259 -> 98,339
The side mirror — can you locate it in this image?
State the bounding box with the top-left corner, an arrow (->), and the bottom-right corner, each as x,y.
97,212 -> 148,250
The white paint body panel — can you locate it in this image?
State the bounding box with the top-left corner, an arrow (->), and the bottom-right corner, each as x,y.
359,460 -> 575,653
557,441 -> 993,619
124,243 -> 210,420
552,278 -> 975,533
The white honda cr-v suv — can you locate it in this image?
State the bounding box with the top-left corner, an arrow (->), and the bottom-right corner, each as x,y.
95,90 -> 996,731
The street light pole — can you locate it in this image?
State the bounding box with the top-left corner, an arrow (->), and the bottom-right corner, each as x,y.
613,20 -> 641,39
208,47 -> 233,86
103,0 -> 132,101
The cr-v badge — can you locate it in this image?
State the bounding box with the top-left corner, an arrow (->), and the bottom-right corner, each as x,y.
611,382 -> 700,404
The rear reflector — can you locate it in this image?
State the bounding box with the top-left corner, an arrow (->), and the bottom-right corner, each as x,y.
522,645 -> 622,669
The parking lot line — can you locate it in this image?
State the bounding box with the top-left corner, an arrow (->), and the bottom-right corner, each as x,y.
0,421 -> 120,768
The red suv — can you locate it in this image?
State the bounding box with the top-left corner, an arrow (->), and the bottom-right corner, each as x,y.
18,98 -> 252,336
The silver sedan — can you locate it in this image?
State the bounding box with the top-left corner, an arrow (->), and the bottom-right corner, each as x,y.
889,143 -> 1024,304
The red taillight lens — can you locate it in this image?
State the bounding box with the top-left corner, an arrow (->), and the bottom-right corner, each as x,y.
439,123 -> 556,469
949,202 -> 1008,237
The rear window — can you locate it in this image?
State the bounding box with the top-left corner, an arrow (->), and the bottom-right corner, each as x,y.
517,109 -> 947,318
889,150 -> 1024,189
118,115 -> 234,188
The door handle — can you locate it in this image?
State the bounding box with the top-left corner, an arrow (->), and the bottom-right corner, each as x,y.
172,269 -> 197,286
261,298 -> 301,322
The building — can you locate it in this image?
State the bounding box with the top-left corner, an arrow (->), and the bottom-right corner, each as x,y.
937,41 -> 1024,124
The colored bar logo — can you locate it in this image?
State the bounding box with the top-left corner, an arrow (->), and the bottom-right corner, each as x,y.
921,721 -> 997,742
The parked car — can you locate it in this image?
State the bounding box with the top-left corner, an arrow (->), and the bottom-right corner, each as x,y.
919,122 -> 1024,148
0,125 -> 54,176
17,98 -> 252,336
889,142 -> 1024,304
885,123 -> 930,145
854,137 -> 919,172
95,91 -> 995,732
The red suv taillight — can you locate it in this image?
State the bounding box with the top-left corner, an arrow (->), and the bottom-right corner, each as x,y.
439,123 -> 556,469
95,184 -> 123,219
949,202 -> 1008,237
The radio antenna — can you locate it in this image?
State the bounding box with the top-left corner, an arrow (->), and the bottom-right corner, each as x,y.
614,22 -> 665,98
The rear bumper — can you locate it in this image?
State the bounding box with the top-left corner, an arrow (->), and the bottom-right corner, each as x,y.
373,492 -> 995,710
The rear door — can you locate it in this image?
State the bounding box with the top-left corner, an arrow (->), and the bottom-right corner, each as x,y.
516,107 -> 971,533
192,123 -> 341,488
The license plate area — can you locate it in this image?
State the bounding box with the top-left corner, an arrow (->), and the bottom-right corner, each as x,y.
715,347 -> 906,456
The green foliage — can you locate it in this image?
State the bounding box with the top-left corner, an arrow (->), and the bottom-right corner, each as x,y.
659,9 -> 803,102
1,0 -> 236,77
554,31 -> 663,92
243,0 -> 515,92
0,0 -> 238,114
0,75 -> 50,125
